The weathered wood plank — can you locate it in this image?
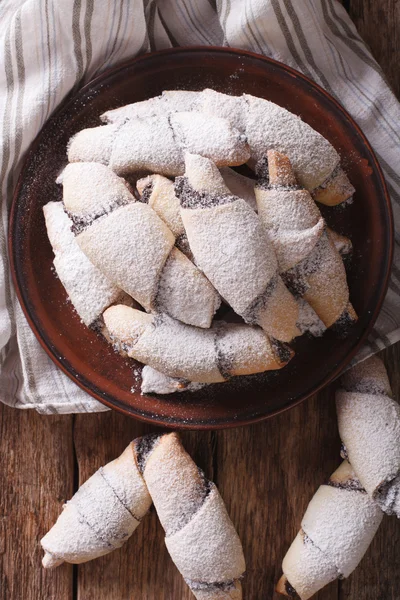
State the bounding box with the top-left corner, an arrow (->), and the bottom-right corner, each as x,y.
348,0 -> 400,97
216,388 -> 340,600
0,404 -> 74,600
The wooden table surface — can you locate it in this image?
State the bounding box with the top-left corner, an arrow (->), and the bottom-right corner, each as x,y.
1,2 -> 400,599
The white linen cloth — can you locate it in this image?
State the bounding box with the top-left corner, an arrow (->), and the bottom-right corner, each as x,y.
0,0 -> 399,413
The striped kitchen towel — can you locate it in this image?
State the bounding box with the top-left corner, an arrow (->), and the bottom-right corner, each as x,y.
0,0 -> 399,413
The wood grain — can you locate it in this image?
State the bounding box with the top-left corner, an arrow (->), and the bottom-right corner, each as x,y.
348,0 -> 400,97
217,387 -> 340,600
0,404 -> 73,600
1,3 -> 399,600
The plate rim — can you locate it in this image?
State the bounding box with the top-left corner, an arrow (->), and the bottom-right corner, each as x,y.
8,45 -> 394,429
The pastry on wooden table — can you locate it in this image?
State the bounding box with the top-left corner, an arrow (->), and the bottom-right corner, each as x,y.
42,432 -> 246,600
138,432 -> 246,600
176,153 -> 300,343
43,201 -> 130,328
67,111 -> 250,176
336,355 -> 400,517
103,305 -> 292,384
59,162 -> 220,329
276,461 -> 383,600
254,150 -> 357,334
102,89 -> 354,205
41,441 -> 152,567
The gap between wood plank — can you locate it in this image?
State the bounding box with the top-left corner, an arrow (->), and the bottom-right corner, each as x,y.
72,415 -> 79,600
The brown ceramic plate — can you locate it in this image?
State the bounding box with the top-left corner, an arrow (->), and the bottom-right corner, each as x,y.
9,47 -> 393,429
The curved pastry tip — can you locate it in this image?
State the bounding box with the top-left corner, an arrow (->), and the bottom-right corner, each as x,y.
184,153 -> 230,196
103,305 -> 153,350
42,552 -> 64,569
136,174 -> 153,196
267,150 -> 297,188
67,125 -> 116,165
339,354 -> 392,396
276,574 -> 300,598
191,580 -> 243,600
327,228 -> 352,256
312,167 -> 354,206
331,303 -> 358,338
271,340 -> 295,368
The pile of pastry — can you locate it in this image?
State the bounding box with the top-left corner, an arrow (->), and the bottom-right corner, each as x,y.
44,89 -> 357,394
41,356 -> 400,599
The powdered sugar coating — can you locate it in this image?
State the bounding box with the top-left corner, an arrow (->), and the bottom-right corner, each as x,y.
182,199 -> 277,316
60,162 -> 134,220
143,433 -> 245,594
103,89 -> 340,190
171,112 -> 250,169
110,115 -> 182,175
328,229 -> 353,256
43,201 -> 125,327
313,166 -> 355,206
255,175 -> 325,272
68,123 -> 120,164
255,154 -> 352,329
220,167 -> 257,210
302,482 -> 382,578
44,200 -> 75,251
257,188 -> 321,231
157,247 -> 221,329
242,93 -> 339,189
281,461 -> 383,599
105,307 -> 223,383
101,90 -> 199,124
179,154 -> 299,342
282,531 -> 338,600
137,174 -> 185,238
140,365 -> 205,395
63,167 -> 219,329
336,389 -> 400,509
340,355 -> 392,396
68,112 -> 250,177
199,89 -> 339,189
303,232 -> 351,327
165,484 -> 246,583
103,307 -> 284,383
179,158 -> 267,300
41,442 -> 151,567
144,433 -> 207,535
337,356 -> 400,516
268,220 -> 326,274
77,203 -> 175,311
137,169 -> 256,235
